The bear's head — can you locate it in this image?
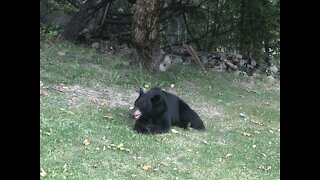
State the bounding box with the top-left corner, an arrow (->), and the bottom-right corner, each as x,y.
131,88 -> 164,120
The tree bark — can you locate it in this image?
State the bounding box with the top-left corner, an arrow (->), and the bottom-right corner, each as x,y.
63,0 -> 112,42
40,0 -> 48,23
132,0 -> 164,70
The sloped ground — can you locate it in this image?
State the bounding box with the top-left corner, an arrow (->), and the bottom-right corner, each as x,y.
40,41 -> 279,179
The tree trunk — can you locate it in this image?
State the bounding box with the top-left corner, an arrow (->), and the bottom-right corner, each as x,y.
239,0 -> 264,63
63,0 -> 112,42
40,0 -> 48,23
264,39 -> 271,66
132,0 -> 164,70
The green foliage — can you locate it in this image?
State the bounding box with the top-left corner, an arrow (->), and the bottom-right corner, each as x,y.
48,0 -> 81,14
40,23 -> 60,41
163,0 -> 279,64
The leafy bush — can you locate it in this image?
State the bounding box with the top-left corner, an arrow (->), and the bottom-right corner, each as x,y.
40,23 -> 60,41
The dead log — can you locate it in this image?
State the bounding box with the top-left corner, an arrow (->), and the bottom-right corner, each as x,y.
182,43 -> 205,71
222,59 -> 238,70
104,31 -> 132,38
105,19 -> 131,24
97,3 -> 110,33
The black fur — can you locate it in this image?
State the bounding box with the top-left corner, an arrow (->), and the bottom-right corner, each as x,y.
132,87 -> 205,134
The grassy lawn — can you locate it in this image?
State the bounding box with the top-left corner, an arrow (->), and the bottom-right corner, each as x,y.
40,41 -> 280,179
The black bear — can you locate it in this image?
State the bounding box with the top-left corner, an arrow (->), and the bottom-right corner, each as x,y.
131,87 -> 205,134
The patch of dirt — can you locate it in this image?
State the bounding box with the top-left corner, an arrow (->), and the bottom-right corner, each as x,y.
52,84 -> 138,108
236,80 -> 256,89
106,87 -> 138,107
234,78 -> 280,92
55,85 -> 100,97
87,63 -> 105,72
195,102 -> 225,119
51,84 -> 225,122
264,83 -> 280,91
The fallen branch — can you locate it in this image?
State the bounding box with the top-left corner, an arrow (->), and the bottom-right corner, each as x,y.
104,31 -> 132,38
222,59 -> 237,70
182,43 -> 205,71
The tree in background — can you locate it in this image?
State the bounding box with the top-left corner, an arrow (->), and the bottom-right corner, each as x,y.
132,0 -> 164,70
62,0 -> 112,42
40,0 -> 48,23
42,0 -> 280,70
239,0 -> 279,65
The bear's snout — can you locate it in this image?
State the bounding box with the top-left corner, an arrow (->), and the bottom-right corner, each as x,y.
132,108 -> 142,120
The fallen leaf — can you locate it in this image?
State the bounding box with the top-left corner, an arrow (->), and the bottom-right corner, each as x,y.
262,153 -> 267,157
160,162 -> 169,166
251,120 -> 263,125
66,110 -> 75,115
83,139 -> 90,145
239,113 -> 246,118
218,92 -> 223,96
243,132 -> 251,137
103,115 -> 113,120
60,108 -> 75,115
225,153 -> 232,158
100,102 -> 107,106
63,164 -> 67,170
171,129 -> 179,133
45,131 -> 52,136
40,90 -> 49,96
116,143 -> 124,148
40,168 -> 47,177
57,52 -> 66,56
153,167 -> 160,172
91,98 -> 98,103
239,95 -> 245,99
202,140 -> 209,145
252,144 -> 257,149
269,129 -> 274,133
125,149 -> 131,152
132,156 -> 137,161
96,147 -> 100,151
141,163 -> 151,171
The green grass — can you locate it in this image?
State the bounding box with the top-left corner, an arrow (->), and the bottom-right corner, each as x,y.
40,41 -> 280,179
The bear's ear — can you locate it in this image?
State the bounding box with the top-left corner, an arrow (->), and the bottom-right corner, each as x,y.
135,88 -> 144,95
151,94 -> 161,103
